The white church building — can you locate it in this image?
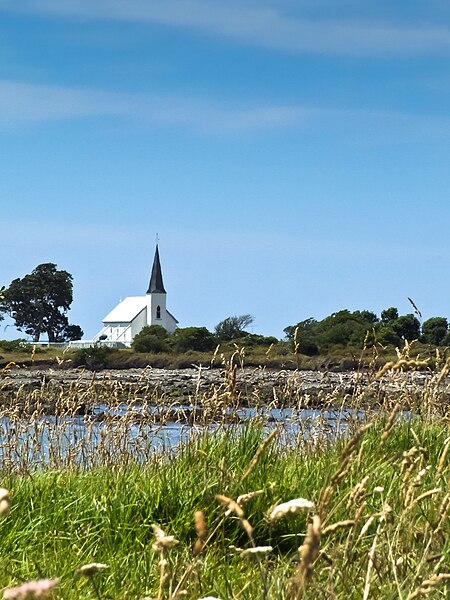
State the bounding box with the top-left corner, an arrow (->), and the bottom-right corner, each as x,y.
91,245 -> 178,347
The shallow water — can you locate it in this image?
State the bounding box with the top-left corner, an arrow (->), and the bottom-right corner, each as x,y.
0,404 -> 367,470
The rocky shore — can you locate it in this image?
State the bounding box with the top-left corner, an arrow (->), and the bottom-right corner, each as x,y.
0,365 -> 435,404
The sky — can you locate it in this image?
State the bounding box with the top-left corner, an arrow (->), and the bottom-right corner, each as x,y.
1,0 -> 450,340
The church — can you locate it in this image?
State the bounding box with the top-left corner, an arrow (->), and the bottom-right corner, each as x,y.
93,245 -> 178,347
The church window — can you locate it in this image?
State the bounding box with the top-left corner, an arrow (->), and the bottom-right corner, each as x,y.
156,305 -> 161,319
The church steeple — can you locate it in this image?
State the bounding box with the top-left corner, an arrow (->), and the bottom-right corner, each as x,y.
147,245 -> 166,294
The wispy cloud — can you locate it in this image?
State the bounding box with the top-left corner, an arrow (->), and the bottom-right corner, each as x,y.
0,80 -> 313,134
0,0 -> 450,56
2,80 -> 450,140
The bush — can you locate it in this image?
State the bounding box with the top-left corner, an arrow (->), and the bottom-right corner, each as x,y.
73,346 -> 111,370
172,327 -> 216,352
139,325 -> 169,339
131,326 -> 170,354
295,338 -> 320,356
238,334 -> 279,347
0,339 -> 28,352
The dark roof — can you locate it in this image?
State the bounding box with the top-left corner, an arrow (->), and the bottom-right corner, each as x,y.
147,245 -> 166,294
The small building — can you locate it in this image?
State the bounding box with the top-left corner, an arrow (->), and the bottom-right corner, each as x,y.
92,245 -> 178,347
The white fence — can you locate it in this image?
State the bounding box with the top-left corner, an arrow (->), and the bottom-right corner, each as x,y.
26,341 -> 127,350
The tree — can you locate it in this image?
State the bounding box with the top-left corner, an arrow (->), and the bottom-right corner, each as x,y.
238,333 -> 279,347
172,327 -> 216,352
421,317 -> 448,346
314,310 -> 377,348
62,324 -> 84,342
214,314 -> 254,341
2,263 -> 82,342
391,314 -> 421,341
132,325 -> 169,353
381,307 -> 399,324
375,327 -> 401,346
284,318 -> 319,355
283,318 -> 317,342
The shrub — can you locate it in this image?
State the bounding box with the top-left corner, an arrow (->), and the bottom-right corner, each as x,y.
172,327 -> 216,352
0,339 -> 28,352
295,338 -> 320,356
73,346 -> 111,370
133,335 -> 169,354
131,326 -> 170,353
238,333 -> 279,347
139,325 -> 169,339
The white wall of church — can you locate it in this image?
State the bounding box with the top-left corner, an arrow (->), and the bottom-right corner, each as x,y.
131,309 -> 148,339
146,293 -> 164,324
165,312 -> 178,333
102,323 -> 133,344
146,293 -> 177,333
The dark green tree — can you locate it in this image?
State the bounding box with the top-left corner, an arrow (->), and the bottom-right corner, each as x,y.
284,318 -> 319,355
62,324 -> 84,342
391,314 -> 421,341
238,333 -> 279,347
421,317 -> 448,346
2,263 -> 81,342
214,314 -> 254,341
283,318 -> 317,341
132,325 -> 169,353
381,307 -> 399,323
314,310 -> 377,348
172,327 -> 216,352
375,327 -> 401,346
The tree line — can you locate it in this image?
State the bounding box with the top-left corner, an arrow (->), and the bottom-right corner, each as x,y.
1,263 -> 449,353
283,308 -> 449,355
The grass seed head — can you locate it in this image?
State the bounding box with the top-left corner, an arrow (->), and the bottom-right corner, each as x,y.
193,510 -> 207,556
0,488 -> 10,516
215,494 -> 244,519
240,546 -> 273,558
76,563 -> 108,577
151,524 -> 179,552
269,498 -> 314,522
3,578 -> 60,599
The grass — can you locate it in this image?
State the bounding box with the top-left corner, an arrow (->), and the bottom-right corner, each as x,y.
0,416 -> 448,599
0,347 -> 449,598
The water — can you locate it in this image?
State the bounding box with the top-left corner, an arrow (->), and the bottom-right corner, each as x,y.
0,404 -> 367,470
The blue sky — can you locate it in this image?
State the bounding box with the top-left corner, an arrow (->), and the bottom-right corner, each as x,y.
1,0 -> 450,340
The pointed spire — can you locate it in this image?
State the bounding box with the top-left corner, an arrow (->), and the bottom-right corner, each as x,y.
147,245 -> 166,294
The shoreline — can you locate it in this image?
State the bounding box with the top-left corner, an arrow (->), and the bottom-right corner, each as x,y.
0,365 -> 434,402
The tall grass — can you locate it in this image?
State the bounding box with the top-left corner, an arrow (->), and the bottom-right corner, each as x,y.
0,416 -> 448,598
0,349 -> 448,598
